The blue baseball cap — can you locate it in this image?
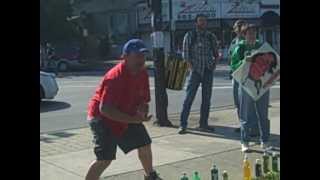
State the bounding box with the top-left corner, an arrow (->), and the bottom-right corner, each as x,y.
122,39 -> 149,55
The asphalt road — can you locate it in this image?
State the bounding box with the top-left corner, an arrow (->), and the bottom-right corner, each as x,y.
40,70 -> 280,133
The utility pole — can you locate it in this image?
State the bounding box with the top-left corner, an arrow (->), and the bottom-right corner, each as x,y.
147,0 -> 173,126
169,0 -> 174,52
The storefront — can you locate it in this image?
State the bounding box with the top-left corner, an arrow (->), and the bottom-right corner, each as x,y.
173,19 -> 221,50
260,10 -> 280,53
135,0 -> 280,55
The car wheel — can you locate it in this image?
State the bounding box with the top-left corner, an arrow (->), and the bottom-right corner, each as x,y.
57,62 -> 68,72
40,85 -> 45,102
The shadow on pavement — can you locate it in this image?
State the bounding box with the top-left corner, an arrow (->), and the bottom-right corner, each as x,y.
173,125 -> 280,149
40,131 -> 76,143
40,101 -> 71,113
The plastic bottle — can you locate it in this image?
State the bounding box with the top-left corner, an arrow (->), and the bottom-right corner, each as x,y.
272,152 -> 279,172
243,154 -> 251,180
222,170 -> 228,180
211,164 -> 219,180
255,159 -> 262,180
192,171 -> 201,180
262,152 -> 270,174
180,172 -> 189,180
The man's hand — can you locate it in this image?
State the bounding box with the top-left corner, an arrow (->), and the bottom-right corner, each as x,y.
131,114 -> 153,124
214,56 -> 221,65
213,49 -> 221,62
137,103 -> 149,118
217,51 -> 223,62
186,62 -> 192,70
245,51 -> 253,62
245,56 -> 253,62
130,103 -> 152,124
100,103 -> 151,124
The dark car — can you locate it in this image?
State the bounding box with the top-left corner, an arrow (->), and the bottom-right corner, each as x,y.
51,44 -> 89,72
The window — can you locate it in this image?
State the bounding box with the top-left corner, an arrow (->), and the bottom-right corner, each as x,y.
110,13 -> 129,35
162,1 -> 169,22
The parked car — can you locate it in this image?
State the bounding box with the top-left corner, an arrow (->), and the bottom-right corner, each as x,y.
54,46 -> 84,72
56,58 -> 85,72
40,71 -> 59,101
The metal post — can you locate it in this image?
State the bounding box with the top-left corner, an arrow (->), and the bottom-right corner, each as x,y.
169,0 -> 174,52
150,0 -> 173,126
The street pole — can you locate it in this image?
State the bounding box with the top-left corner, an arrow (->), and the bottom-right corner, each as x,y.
148,0 -> 173,126
169,0 -> 174,52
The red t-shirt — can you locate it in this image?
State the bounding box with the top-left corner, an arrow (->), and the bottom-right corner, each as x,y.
87,61 -> 150,137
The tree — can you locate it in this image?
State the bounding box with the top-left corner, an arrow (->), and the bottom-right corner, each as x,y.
40,0 -> 80,44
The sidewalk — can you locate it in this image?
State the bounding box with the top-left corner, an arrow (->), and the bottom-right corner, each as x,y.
40,101 -> 280,180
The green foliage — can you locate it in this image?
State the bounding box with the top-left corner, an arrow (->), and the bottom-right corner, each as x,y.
40,0 -> 80,43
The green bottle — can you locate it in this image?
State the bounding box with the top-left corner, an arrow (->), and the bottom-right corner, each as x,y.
278,154 -> 280,172
211,165 -> 219,180
255,159 -> 262,179
264,171 -> 278,180
180,172 -> 189,180
192,171 -> 201,180
262,152 -> 270,174
222,170 -> 228,180
276,171 -> 280,180
272,152 -> 279,172
264,171 -> 271,180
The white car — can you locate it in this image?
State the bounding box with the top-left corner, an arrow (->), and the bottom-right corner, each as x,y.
40,71 -> 59,101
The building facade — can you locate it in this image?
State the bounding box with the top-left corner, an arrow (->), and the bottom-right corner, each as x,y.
72,0 -> 280,58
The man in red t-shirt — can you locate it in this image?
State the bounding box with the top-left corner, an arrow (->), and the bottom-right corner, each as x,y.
85,39 -> 162,180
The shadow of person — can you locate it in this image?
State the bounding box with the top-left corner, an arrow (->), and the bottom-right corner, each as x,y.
176,125 -> 280,149
40,101 -> 71,113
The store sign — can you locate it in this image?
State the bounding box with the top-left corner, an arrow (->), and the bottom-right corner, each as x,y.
172,0 -> 220,21
137,2 -> 169,25
137,0 -> 261,24
221,0 -> 260,18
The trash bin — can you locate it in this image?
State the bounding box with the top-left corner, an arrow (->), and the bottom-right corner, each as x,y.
165,53 -> 188,90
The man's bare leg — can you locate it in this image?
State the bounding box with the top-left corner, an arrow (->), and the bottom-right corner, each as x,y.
85,160 -> 112,180
138,144 -> 154,176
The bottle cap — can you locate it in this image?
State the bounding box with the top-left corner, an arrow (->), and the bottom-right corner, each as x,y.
244,154 -> 248,160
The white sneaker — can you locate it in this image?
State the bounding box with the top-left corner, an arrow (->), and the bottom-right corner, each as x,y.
241,143 -> 250,152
